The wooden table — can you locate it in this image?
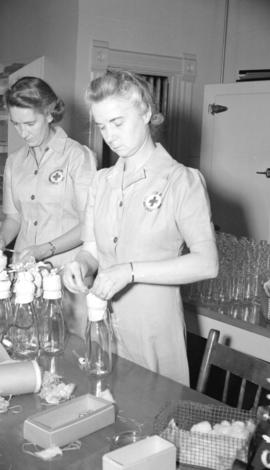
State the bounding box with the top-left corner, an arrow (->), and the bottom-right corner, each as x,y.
0,334 -> 218,470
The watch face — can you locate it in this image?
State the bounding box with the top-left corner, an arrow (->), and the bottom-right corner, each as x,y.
49,242 -> 56,255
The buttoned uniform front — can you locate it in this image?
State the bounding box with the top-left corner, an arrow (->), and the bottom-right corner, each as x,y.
3,126 -> 96,267
82,143 -> 216,384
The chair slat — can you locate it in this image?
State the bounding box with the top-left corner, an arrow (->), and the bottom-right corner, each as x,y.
253,386 -> 262,409
238,378 -> 246,409
222,370 -> 230,403
196,328 -> 270,410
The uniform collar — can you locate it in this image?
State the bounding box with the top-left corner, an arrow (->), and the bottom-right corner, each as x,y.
107,143 -> 175,189
48,126 -> 68,154
27,126 -> 67,158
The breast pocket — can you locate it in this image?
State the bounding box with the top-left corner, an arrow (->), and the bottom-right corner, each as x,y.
38,168 -> 67,219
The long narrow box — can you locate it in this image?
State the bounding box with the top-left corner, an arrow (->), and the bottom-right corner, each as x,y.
102,435 -> 176,470
24,393 -> 115,449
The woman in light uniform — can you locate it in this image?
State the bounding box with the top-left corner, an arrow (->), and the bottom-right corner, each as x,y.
63,70 -> 218,384
0,76 -> 96,334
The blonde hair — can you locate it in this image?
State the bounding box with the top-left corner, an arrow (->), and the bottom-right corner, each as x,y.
86,70 -> 164,132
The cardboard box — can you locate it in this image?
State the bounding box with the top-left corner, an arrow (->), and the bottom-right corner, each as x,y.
24,393 -> 115,448
102,435 -> 176,470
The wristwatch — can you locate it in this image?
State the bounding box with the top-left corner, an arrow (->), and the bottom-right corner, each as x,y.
48,241 -> 56,256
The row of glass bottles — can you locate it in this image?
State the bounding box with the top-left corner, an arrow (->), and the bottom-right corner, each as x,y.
0,268 -> 65,360
0,264 -> 112,376
182,232 -> 270,325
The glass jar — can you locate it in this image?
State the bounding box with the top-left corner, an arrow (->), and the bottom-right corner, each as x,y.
10,272 -> 39,359
39,271 -> 65,357
85,293 -> 112,376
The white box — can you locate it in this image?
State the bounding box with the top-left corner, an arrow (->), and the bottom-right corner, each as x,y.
24,393 -> 115,448
102,435 -> 176,470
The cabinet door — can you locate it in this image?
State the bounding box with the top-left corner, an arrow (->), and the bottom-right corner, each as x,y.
8,57 -> 45,154
200,81 -> 270,242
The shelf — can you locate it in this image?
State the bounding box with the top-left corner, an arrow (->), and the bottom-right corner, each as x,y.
184,302 -> 270,362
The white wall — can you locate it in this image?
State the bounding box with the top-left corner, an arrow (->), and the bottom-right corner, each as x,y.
1,0 -> 270,164
0,0 -> 79,134
74,0 -> 227,160
224,0 -> 270,83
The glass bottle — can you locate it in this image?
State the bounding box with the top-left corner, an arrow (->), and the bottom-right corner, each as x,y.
33,285 -> 44,331
39,270 -> 65,357
32,265 -> 50,331
0,271 -> 12,345
247,406 -> 270,470
10,271 -> 39,359
85,292 -> 112,376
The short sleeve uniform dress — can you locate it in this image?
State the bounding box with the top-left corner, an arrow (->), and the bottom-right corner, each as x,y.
3,126 -> 96,267
82,143 -> 215,384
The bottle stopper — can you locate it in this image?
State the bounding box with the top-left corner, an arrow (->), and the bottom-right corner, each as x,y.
86,293 -> 107,321
43,271 -> 62,299
0,250 -> 7,272
0,271 -> 11,299
14,272 -> 35,304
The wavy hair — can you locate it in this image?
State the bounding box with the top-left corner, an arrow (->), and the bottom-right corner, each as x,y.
4,76 -> 65,124
86,70 -> 164,134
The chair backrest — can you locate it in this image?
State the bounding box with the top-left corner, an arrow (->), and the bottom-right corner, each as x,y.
196,329 -> 270,409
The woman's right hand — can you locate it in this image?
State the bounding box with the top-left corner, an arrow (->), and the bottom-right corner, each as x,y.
63,260 -> 89,294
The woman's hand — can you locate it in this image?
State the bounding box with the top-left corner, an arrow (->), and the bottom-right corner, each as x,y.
63,260 -> 90,294
13,245 -> 47,264
90,263 -> 133,300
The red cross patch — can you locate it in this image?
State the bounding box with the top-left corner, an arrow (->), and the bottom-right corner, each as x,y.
49,169 -> 64,184
143,192 -> 162,211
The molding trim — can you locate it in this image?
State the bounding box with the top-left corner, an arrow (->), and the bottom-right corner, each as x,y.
92,40 -> 196,80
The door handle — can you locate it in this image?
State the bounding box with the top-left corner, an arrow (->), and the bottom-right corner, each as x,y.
208,103 -> 228,115
256,168 -> 270,178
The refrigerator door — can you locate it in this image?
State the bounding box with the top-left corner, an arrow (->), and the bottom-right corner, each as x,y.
200,80 -> 270,242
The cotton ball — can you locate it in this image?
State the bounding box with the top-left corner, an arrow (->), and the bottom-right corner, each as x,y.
246,420 -> 256,434
231,421 -> 248,439
191,420 -> 212,434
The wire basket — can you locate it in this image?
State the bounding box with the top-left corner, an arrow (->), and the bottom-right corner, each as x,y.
153,401 -> 257,470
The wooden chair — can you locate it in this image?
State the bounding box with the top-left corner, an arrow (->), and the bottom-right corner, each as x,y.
196,329 -> 270,409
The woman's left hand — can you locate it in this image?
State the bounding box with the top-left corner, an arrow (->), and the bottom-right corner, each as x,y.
90,263 -> 133,300
13,245 -> 47,264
